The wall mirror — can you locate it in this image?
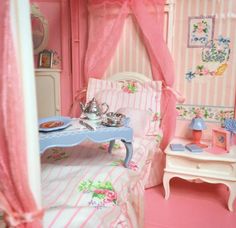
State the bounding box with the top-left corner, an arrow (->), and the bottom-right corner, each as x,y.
31,4 -> 48,54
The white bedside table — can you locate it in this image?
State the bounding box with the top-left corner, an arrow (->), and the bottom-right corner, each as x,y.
163,138 -> 236,212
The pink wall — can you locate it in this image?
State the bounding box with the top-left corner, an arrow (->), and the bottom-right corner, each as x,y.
173,0 -> 235,139
31,0 -> 72,116
103,0 -> 235,139
31,0 -> 62,69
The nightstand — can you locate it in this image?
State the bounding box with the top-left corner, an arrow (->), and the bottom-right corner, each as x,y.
163,138 -> 236,212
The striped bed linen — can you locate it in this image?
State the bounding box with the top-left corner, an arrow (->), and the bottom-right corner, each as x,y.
41,136 -> 161,227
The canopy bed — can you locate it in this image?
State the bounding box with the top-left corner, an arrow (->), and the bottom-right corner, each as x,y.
0,0 -> 184,227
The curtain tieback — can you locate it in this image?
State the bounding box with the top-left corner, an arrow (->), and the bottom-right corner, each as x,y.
164,86 -> 185,104
4,209 -> 44,227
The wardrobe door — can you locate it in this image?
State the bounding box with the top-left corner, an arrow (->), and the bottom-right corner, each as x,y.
35,69 -> 61,118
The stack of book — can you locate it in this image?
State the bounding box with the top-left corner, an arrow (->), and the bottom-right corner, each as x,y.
170,143 -> 203,152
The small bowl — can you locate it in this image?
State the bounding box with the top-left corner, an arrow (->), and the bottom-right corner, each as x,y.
105,112 -> 126,126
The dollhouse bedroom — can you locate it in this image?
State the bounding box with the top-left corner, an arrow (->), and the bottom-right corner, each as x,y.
1,0 -> 236,227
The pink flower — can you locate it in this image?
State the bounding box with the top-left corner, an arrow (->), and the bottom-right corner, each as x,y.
123,86 -> 132,93
194,108 -> 203,118
105,190 -> 117,202
202,68 -> 209,75
94,189 -> 106,194
52,153 -> 61,159
152,113 -> 159,121
197,22 -> 204,33
128,161 -> 138,171
100,143 -> 109,150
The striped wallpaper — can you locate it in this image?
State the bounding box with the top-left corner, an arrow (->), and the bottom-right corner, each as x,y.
104,0 -> 235,123
173,0 -> 236,108
104,6 -> 170,79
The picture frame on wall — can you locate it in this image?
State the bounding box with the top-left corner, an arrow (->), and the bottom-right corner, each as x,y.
188,15 -> 215,48
208,128 -> 230,154
38,49 -> 53,68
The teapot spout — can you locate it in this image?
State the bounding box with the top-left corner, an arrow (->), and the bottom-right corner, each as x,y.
80,102 -> 85,112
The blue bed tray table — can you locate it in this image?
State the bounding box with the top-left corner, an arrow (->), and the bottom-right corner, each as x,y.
39,118 -> 133,168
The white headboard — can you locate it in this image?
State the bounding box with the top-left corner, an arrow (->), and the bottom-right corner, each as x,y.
108,72 -> 151,83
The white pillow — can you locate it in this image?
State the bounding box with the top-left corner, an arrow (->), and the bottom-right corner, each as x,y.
117,107 -> 151,137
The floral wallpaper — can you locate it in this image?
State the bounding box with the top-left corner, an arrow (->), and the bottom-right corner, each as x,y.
186,36 -> 230,80
176,104 -> 234,123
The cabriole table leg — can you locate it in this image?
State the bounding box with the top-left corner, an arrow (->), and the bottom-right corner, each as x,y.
122,141 -> 133,168
163,172 -> 172,200
227,182 -> 236,212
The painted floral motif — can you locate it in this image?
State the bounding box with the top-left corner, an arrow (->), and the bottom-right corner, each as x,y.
46,148 -> 69,161
186,36 -> 230,81
152,112 -> 160,122
176,105 -> 234,123
122,81 -> 138,93
99,142 -> 121,150
156,134 -> 163,145
148,109 -> 161,123
202,36 -> 230,63
110,159 -> 138,171
191,19 -> 210,44
188,16 -> 215,47
79,180 -> 117,209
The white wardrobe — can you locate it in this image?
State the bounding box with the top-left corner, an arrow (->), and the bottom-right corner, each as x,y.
35,69 -> 61,118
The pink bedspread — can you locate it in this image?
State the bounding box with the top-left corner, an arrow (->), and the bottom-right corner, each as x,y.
41,137 -> 162,227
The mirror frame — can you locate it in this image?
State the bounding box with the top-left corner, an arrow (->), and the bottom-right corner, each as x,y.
31,4 -> 48,55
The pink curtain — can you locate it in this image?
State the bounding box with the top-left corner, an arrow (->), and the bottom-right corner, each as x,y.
0,2 -> 42,227
84,0 -> 178,149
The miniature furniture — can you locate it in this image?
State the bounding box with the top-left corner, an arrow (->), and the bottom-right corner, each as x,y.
39,118 -> 133,167
163,138 -> 236,212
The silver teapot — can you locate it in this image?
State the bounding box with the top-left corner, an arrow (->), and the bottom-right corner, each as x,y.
80,97 -> 109,120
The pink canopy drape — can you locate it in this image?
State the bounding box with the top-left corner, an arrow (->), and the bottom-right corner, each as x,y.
0,1 -> 42,227
84,0 -> 178,149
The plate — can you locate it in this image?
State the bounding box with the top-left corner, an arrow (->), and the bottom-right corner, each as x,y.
38,116 -> 72,132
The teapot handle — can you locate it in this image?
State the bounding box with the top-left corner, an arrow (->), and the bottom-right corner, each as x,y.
101,103 -> 109,114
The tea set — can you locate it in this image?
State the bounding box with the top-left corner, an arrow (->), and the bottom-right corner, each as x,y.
80,97 -> 126,127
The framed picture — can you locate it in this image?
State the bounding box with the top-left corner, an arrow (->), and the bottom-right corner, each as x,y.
188,15 -> 215,48
38,50 -> 53,68
211,128 -> 230,153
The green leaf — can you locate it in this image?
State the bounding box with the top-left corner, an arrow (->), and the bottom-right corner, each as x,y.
92,193 -> 105,199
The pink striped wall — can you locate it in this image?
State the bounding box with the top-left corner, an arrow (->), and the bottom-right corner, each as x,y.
104,0 -> 235,128
173,0 -> 236,108
104,9 -> 169,79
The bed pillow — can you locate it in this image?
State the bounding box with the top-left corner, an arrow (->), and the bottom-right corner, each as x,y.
86,78 -> 162,101
86,78 -> 162,135
116,108 -> 151,137
95,89 -> 161,135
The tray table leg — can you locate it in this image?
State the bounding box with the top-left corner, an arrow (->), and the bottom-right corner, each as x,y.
108,140 -> 115,153
122,140 -> 133,168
